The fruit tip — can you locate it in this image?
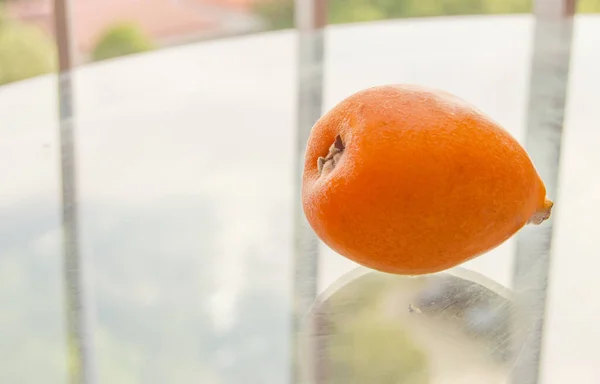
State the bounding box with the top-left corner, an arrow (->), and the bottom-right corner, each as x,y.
527,198 -> 554,225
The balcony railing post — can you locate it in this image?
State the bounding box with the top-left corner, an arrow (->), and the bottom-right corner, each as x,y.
53,1 -> 96,383
511,1 -> 576,383
292,0 -> 327,383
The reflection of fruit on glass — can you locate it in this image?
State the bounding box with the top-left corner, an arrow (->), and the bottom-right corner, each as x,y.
307,273 -> 430,384
303,269 -> 525,383
411,274 -> 516,363
327,311 -> 430,384
302,85 -> 553,275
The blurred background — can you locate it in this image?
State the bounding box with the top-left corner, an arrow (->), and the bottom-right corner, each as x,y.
1,0 -> 600,79
1,0 -> 600,383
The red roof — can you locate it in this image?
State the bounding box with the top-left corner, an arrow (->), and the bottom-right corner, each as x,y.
6,0 -> 237,54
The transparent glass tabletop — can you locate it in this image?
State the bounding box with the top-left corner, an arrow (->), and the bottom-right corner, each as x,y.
300,267 -> 529,383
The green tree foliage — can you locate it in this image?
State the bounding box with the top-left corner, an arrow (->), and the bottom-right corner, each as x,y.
307,273 -> 430,383
253,0 -> 293,28
91,22 -> 154,62
255,0 -> 600,30
579,0 -> 600,12
327,311 -> 430,384
0,12 -> 56,85
254,0 -> 296,30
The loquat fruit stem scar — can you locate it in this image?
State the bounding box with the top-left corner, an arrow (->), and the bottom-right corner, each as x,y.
317,135 -> 345,174
317,157 -> 326,172
527,198 -> 554,225
334,134 -> 344,150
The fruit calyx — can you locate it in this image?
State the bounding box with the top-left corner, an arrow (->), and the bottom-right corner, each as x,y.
527,198 -> 554,225
317,135 -> 345,174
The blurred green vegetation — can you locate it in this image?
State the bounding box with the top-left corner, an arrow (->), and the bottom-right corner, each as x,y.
0,9 -> 56,85
91,22 -> 154,62
255,0 -> 600,30
580,0 -> 600,12
312,273 -> 429,383
254,0 -> 296,30
328,310 -> 430,383
1,0 -> 600,84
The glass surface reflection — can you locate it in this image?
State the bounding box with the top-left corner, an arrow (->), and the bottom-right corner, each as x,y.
301,267 -> 529,383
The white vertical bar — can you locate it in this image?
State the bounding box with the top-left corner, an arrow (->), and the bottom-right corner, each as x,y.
292,0 -> 326,383
511,1 -> 576,383
53,1 -> 97,383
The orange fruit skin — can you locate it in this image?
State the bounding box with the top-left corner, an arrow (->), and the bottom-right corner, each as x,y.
302,85 -> 550,275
